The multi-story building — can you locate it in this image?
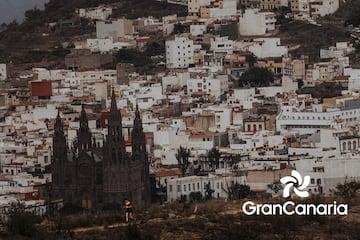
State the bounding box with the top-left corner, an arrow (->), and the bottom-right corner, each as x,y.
210,36 -> 234,54
166,36 -> 194,69
189,0 -> 237,18
290,0 -> 339,19
239,8 -> 276,36
283,57 -> 306,80
187,73 -> 228,102
276,98 -> 360,134
188,0 -> 211,18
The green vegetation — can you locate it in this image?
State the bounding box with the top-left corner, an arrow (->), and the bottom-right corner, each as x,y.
332,179 -> 360,201
297,82 -> 344,100
334,0 -> 360,26
236,67 -> 274,88
1,196 -> 360,239
5,202 -> 42,237
218,24 -> 239,41
277,21 -> 350,63
115,41 -> 165,73
207,147 -> 221,171
176,146 -> 191,177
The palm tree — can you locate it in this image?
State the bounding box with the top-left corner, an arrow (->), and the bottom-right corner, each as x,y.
207,147 -> 221,171
176,146 -> 191,177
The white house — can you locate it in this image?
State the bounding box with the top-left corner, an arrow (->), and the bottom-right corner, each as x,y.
187,73 -> 228,101
210,36 -> 234,54
78,6 -> 112,20
310,0 -> 339,18
86,37 -> 131,53
346,68 -> 360,91
236,38 -> 288,59
207,0 -> 237,18
239,8 -> 276,36
166,36 -> 194,69
190,24 -> 207,36
167,173 -> 245,201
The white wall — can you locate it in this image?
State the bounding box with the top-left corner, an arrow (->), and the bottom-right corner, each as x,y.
166,36 -> 194,68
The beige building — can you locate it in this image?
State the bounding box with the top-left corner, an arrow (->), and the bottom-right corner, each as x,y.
183,111 -> 215,132
260,0 -> 281,10
96,19 -> 134,39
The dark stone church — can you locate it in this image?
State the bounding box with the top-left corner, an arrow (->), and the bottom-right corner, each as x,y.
51,91 -> 151,209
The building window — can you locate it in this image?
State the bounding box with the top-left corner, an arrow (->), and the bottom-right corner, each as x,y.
170,185 -> 173,192
177,185 -> 180,192
184,184 -> 186,192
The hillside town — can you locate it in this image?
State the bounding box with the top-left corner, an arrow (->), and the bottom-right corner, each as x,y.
0,0 -> 359,222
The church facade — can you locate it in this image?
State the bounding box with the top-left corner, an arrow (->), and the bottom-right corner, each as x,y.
51,92 -> 151,209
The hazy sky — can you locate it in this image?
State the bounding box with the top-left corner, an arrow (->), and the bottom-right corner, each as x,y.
0,0 -> 48,24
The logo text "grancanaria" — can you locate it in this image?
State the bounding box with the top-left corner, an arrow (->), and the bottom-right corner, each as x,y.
242,201 -> 348,216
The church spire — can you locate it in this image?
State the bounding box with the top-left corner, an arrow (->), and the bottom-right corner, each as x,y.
132,105 -> 146,157
77,105 -> 92,152
55,111 -> 64,134
105,90 -> 125,164
133,104 -> 142,132
79,105 -> 88,130
110,88 -> 118,114
53,110 -> 67,162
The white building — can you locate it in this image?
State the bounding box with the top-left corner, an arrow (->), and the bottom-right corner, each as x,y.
236,38 -> 288,59
190,24 -> 207,36
166,36 -> 194,69
320,42 -> 355,59
187,73 -> 228,101
162,14 -> 177,36
167,173 -> 245,201
207,0 -> 237,18
86,37 -> 131,53
78,6 -> 112,20
210,36 -> 234,54
305,61 -> 339,86
346,68 -> 360,91
276,99 -> 360,134
239,8 -> 276,36
310,0 -> 339,17
0,64 -> 7,81
162,71 -> 190,93
96,19 -> 134,39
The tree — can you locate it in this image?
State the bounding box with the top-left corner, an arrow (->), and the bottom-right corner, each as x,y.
176,146 -> 191,177
245,54 -> 257,68
207,147 -> 221,171
227,183 -> 250,200
174,23 -> 184,34
223,153 -> 242,168
204,182 -> 214,200
6,202 -> 42,237
237,67 -> 274,87
333,180 -> 360,200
